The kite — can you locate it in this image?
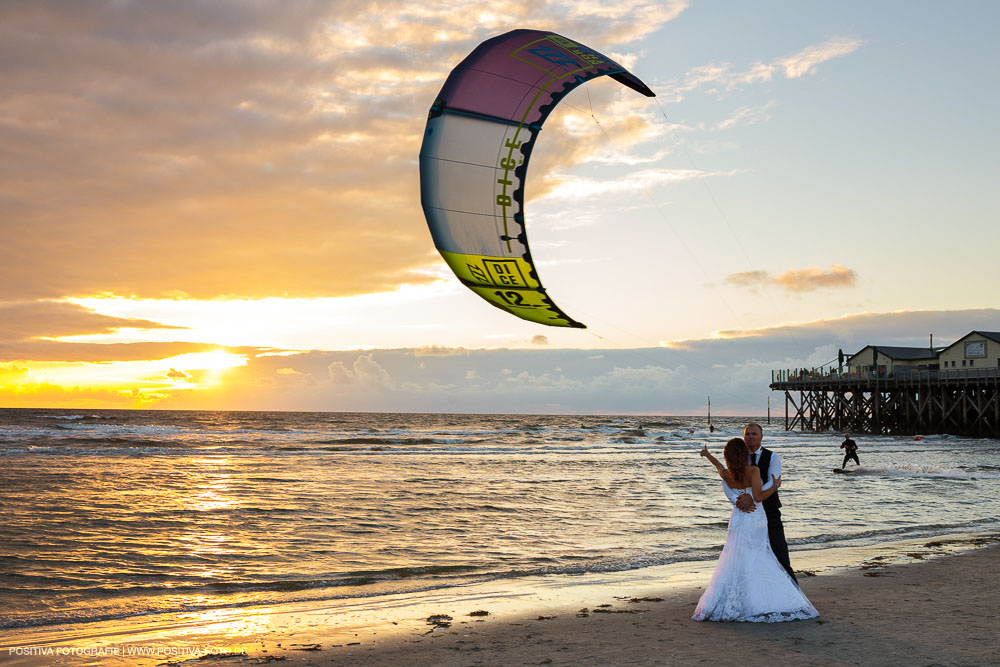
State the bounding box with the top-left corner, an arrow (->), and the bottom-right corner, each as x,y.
419,29 -> 655,328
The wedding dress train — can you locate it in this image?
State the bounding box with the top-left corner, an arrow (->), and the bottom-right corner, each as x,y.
692,486 -> 818,622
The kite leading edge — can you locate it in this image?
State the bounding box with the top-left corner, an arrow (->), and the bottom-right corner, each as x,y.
419,29 -> 655,328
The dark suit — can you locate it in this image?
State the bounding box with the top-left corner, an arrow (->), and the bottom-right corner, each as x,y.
753,447 -> 796,582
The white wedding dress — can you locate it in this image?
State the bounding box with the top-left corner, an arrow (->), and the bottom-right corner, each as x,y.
692,484 -> 818,622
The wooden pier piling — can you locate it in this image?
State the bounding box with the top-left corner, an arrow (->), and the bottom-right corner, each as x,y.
769,367 -> 1000,437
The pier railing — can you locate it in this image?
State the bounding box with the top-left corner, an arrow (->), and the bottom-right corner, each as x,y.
771,366 -> 1000,385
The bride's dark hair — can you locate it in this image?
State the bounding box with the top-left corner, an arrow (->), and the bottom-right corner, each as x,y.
724,437 -> 750,485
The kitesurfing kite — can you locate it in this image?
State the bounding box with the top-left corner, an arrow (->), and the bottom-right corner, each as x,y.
419,29 -> 655,328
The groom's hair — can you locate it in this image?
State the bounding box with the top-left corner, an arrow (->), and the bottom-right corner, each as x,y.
744,422 -> 763,435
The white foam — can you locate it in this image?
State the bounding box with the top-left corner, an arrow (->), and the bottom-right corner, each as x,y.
847,464 -> 1000,479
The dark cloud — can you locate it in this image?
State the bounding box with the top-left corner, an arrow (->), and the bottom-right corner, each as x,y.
708,308 -> 1000,354
0,301 -> 184,342
147,309 -> 999,413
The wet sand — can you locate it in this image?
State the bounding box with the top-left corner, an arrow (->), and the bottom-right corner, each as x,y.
300,540 -> 1000,667
3,537 -> 998,666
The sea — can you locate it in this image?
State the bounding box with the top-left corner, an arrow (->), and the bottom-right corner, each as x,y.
2,408 -> 999,634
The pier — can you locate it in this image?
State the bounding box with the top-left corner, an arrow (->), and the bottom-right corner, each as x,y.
769,366 -> 1000,437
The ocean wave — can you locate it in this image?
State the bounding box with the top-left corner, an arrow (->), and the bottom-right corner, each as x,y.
0,553 -> 724,631
840,464 -> 1000,479
46,414 -> 124,422
791,519 -> 1000,548
4,528 -> 998,632
1,434 -> 689,458
46,423 -> 188,435
0,563 -> 486,600
315,437 -> 440,446
16,445 -> 193,457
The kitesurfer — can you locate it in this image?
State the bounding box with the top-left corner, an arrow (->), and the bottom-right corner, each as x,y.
840,433 -> 860,468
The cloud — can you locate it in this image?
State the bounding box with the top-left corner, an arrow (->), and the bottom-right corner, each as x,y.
676,36 -> 862,97
772,265 -> 858,292
778,37 -> 864,79
541,167 -> 715,201
522,32 -> 838,196
724,265 -> 858,293
0,341 -> 268,363
0,1 -> 684,302
327,353 -> 392,388
412,346 -> 469,357
143,342 -> 769,413
0,382 -> 140,407
715,102 -> 776,131
532,335 -> 549,345
723,270 -> 770,290
0,300 -> 266,364
10,308 -> 996,412
0,301 -> 184,343
683,308 -> 1000,354
0,363 -> 30,377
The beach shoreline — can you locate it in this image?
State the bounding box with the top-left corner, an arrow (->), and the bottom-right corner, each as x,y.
3,533 -> 998,666
323,541 -> 1000,667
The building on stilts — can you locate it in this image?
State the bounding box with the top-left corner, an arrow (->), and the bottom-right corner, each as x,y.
769,331 -> 1000,437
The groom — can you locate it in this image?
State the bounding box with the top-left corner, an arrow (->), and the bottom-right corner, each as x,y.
736,422 -> 797,583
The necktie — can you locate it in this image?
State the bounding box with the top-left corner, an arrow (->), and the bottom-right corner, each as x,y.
751,452 -> 757,466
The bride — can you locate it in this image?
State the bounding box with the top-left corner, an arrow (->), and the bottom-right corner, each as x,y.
692,437 -> 818,622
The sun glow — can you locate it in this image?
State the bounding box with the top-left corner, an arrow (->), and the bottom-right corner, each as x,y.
0,350 -> 249,407
166,351 -> 250,373
61,282 -> 499,351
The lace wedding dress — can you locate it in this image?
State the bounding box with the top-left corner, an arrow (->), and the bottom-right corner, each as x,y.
692,485 -> 818,622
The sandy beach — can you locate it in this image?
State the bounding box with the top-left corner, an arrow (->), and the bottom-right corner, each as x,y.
4,536 -> 998,667
292,540 -> 1000,667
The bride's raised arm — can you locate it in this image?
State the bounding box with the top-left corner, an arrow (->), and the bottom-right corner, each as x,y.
749,466 -> 781,502
700,445 -> 732,485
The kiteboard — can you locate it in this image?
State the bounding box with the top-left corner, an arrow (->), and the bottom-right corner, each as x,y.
833,467 -> 859,474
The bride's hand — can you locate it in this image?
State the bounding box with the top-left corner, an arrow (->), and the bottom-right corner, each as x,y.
772,474 -> 782,489
700,445 -> 709,457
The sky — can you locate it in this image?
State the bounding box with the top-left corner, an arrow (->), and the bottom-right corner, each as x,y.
1,0 -> 997,414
